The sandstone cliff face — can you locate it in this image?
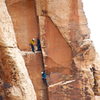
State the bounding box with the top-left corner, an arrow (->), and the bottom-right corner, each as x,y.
35,0 -> 100,100
0,1 -> 36,100
6,0 -> 48,100
0,0 -> 100,100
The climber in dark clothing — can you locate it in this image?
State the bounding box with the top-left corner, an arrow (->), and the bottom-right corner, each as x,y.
30,38 -> 41,53
41,71 -> 47,80
37,39 -> 41,51
41,71 -> 47,85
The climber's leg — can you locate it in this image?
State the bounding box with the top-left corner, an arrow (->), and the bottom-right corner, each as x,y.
30,44 -> 34,52
42,78 -> 48,86
37,45 -> 41,51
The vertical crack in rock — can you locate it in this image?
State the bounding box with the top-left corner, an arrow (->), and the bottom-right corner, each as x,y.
35,0 -> 100,100
6,0 -> 49,100
92,54 -> 100,96
0,0 -> 100,100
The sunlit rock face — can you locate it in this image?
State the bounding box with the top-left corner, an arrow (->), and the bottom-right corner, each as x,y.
6,0 -> 48,100
36,0 -> 100,100
0,0 -> 100,100
6,0 -> 39,51
0,0 -> 36,100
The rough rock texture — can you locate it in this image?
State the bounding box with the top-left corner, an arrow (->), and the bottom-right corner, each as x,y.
0,1 -> 36,100
0,59 -> 5,99
6,0 -> 48,100
23,53 -> 48,100
35,0 -> 100,100
0,0 -> 100,100
6,0 -> 39,51
93,54 -> 100,96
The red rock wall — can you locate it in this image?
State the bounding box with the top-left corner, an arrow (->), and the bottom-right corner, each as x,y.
6,0 -> 39,51
4,0 -> 100,100
0,0 -> 37,99
42,17 -> 72,74
37,0 -> 100,100
6,0 -> 48,100
0,60 -> 4,99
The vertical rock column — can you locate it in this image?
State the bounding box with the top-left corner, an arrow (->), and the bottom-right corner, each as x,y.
0,59 -> 4,99
36,0 -> 100,100
6,0 -> 48,100
0,0 -> 36,100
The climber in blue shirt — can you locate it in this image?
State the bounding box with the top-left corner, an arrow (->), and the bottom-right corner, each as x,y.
41,71 -> 47,80
41,71 -> 49,86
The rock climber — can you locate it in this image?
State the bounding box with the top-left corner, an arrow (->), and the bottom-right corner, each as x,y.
41,71 -> 47,83
30,38 -> 37,53
37,39 -> 41,51
30,38 -> 41,53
